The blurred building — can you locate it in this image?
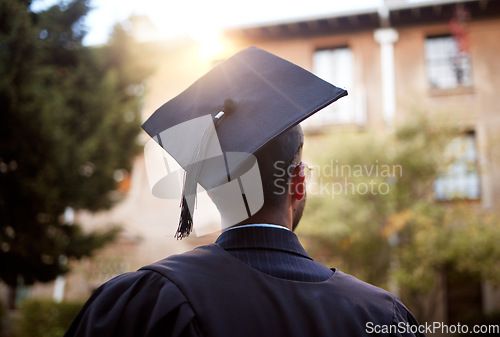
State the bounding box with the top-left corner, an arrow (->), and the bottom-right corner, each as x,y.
14,0 -> 500,326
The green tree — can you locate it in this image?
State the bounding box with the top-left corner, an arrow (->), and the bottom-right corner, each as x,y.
0,0 -> 150,308
298,113 -> 500,320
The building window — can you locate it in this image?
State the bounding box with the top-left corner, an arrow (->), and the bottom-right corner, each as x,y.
425,35 -> 472,89
434,131 -> 480,201
307,47 -> 359,127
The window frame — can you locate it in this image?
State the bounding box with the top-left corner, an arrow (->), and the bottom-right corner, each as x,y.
434,130 -> 481,202
424,34 -> 473,91
305,45 -> 360,128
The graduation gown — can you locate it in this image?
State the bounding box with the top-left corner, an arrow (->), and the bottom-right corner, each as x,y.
65,227 -> 424,337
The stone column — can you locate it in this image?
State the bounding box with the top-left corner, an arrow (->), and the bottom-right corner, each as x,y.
374,28 -> 399,127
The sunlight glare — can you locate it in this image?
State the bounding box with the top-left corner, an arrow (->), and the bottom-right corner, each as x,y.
190,27 -> 224,60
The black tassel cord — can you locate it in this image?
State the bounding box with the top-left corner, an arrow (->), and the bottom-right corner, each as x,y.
175,99 -> 234,239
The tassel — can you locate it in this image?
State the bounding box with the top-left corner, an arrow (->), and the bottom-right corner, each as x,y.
174,117 -> 216,239
175,169 -> 197,239
176,196 -> 194,239
174,99 -> 234,239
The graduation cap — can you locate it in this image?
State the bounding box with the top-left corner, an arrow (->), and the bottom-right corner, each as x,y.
142,46 -> 347,239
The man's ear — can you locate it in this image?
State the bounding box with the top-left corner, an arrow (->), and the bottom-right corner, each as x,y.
290,164 -> 306,201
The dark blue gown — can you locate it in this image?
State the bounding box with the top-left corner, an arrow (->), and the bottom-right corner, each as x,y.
65,227 -> 424,337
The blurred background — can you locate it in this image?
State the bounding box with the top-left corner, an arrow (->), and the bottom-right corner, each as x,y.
1,0 -> 500,336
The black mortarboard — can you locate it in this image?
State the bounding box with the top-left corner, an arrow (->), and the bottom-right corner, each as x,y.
142,46 -> 347,239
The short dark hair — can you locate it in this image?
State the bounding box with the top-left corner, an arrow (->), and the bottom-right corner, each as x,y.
254,125 -> 304,207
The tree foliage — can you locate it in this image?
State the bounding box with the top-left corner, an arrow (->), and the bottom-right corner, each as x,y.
299,113 -> 500,299
16,298 -> 85,337
0,0 -> 150,288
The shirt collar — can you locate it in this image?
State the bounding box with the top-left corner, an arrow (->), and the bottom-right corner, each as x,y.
216,225 -> 312,260
224,224 -> 291,232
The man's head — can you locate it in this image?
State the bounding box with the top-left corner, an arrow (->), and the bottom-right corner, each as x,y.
237,125 -> 307,230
